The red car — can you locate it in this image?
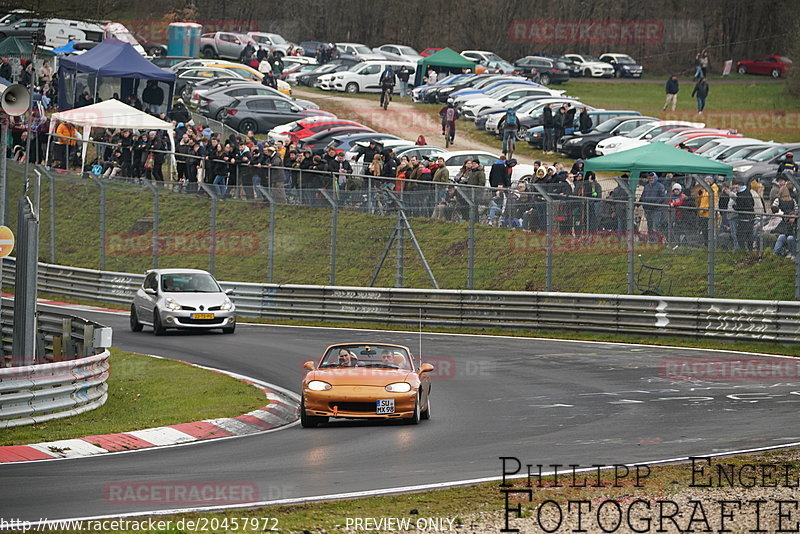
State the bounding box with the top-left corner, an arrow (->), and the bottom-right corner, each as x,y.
419,48 -> 443,57
736,55 -> 792,78
284,119 -> 370,144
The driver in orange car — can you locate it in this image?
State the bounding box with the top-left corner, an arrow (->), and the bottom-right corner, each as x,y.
338,348 -> 358,367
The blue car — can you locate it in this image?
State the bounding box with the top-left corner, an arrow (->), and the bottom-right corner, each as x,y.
447,77 -> 536,102
525,110 -> 641,147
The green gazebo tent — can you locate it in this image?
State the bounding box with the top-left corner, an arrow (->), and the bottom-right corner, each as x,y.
0,37 -> 55,58
415,47 -> 475,85
584,142 -> 733,188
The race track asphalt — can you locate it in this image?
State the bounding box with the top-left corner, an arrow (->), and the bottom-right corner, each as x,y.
2,311 -> 799,521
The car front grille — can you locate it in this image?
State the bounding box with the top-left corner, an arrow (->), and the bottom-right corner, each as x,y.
181,305 -> 197,311
181,317 -> 226,325
330,402 -> 376,413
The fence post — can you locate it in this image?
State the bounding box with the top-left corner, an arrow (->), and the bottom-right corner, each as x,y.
455,186 -> 476,289
696,179 -> 717,298
142,180 -> 159,269
532,183 -> 555,292
0,119 -> 6,226
49,167 -> 56,263
197,183 -> 219,274
786,175 -> 800,300
396,208 -> 404,288
611,178 -> 635,294
12,197 -> 38,365
255,185 -> 275,283
89,175 -> 106,269
320,188 -> 338,285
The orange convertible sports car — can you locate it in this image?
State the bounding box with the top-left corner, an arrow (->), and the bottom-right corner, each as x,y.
301,343 -> 434,427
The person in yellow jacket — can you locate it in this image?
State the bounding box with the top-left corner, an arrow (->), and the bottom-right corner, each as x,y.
54,121 -> 78,170
697,176 -> 719,245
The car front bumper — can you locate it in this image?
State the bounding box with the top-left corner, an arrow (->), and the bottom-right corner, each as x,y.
160,309 -> 236,330
303,386 -> 417,419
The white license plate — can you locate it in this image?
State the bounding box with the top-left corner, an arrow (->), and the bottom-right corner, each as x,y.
557,143 -> 563,149
376,399 -> 395,414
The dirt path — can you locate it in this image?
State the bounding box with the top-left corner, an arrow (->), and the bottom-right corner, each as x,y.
293,88 -> 534,164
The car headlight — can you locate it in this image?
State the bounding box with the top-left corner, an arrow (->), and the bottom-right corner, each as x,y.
221,297 -> 233,311
734,165 -> 753,172
385,382 -> 412,393
533,133 -> 542,138
566,138 -> 580,144
307,380 -> 332,391
606,143 -> 619,149
165,297 -> 181,311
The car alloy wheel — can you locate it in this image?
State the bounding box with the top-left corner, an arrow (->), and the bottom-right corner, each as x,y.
404,394 -> 420,425
539,74 -> 551,85
130,304 -> 143,332
345,82 -> 359,94
239,119 -> 257,134
737,65 -> 747,75
421,392 -> 431,420
582,143 -> 597,159
153,310 -> 166,336
584,69 -> 592,78
771,69 -> 780,78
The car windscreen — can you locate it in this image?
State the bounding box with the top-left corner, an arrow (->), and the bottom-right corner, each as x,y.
594,118 -> 624,133
625,123 -> 656,138
161,273 -> 221,293
615,55 -> 636,64
396,46 -> 417,55
723,146 -> 766,162
270,34 -> 287,44
751,146 -> 787,162
319,345 -> 412,369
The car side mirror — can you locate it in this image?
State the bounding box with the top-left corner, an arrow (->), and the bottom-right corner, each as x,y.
304,361 -> 315,371
291,106 -> 302,112
420,363 -> 435,373
644,134 -> 652,139
224,288 -> 233,295
144,288 -> 156,296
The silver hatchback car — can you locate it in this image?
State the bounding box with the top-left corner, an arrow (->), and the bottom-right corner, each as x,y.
130,269 -> 236,336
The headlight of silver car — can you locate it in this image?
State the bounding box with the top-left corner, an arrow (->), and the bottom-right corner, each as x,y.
385,382 -> 412,393
221,297 -> 233,311
165,297 -> 181,311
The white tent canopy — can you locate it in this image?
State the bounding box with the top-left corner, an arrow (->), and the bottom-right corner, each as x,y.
47,99 -> 175,170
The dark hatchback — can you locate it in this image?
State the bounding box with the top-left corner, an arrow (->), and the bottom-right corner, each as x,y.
513,56 -> 570,85
222,96 -> 334,134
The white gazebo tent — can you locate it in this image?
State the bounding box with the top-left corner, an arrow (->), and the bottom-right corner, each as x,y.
46,99 -> 175,169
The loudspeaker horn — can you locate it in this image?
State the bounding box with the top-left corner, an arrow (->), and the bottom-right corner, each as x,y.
1,84 -> 30,116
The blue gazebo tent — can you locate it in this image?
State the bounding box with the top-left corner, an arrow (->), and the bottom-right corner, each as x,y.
57,39 -> 176,111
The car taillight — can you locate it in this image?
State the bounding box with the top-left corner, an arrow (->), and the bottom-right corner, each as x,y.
227,109 -> 237,115
201,97 -> 213,103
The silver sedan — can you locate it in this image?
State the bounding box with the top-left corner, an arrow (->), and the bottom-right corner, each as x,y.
130,269 -> 236,336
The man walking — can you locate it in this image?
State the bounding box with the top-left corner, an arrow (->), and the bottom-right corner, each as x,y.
691,77 -> 709,115
663,75 -> 679,111
397,65 -> 410,98
542,103 -> 554,154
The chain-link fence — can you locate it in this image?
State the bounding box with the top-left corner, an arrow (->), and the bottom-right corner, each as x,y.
4,150 -> 799,300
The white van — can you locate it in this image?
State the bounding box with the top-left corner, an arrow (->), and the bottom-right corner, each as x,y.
322,60 -> 416,94
42,19 -> 105,48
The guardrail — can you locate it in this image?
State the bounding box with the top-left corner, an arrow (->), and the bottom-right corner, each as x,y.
0,296 -> 113,428
2,257 -> 798,343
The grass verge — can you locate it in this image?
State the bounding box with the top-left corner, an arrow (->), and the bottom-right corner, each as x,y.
0,349 -> 267,446
7,163 -> 799,300
42,448 -> 800,533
